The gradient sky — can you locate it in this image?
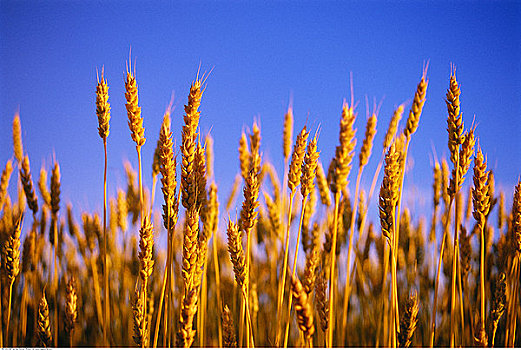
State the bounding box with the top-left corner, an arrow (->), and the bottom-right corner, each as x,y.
1,1 -> 520,223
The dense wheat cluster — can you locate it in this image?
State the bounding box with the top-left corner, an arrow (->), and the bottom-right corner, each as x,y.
1,61 -> 520,348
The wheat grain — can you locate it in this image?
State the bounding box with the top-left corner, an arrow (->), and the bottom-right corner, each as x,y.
291,275 -> 315,345
315,160 -> 331,207
65,277 -> 78,335
359,113 -> 377,168
12,112 -> 23,164
0,160 -> 13,210
329,101 -> 357,194
383,104 -> 404,150
37,291 -> 52,347
404,68 -> 428,139
96,68 -> 111,140
288,125 -> 309,193
223,304 -> 237,347
398,290 -> 419,347
125,64 -> 145,147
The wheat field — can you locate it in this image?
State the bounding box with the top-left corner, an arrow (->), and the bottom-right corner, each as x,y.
0,61 -> 520,348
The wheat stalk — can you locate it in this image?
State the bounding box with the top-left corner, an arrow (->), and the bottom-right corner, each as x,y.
283,132 -> 319,347
50,161 -> 60,347
275,124 -> 308,346
96,67 -> 111,346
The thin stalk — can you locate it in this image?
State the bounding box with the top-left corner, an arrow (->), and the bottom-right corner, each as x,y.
242,288 -> 255,348
341,169 -> 364,344
283,196 -> 308,347
376,242 -> 390,347
457,256 -> 465,346
430,197 -> 454,347
275,190 -> 296,346
212,231 -> 223,347
506,255 -> 519,346
327,192 -> 341,347
510,262 -> 519,347
450,158 -> 460,347
54,215 -> 58,348
20,279 -> 27,342
239,284 -> 244,346
245,225 -> 253,348
347,150 -> 385,307
6,281 -> 13,345
479,222 -> 485,333
150,174 -> 158,212
152,204 -> 172,348
142,276 -> 148,348
366,149 -> 386,209
463,277 -> 474,343
167,237 -> 175,347
137,146 -> 144,221
199,272 -> 208,346
103,139 -> 109,347
390,243 -> 397,348
90,254 -> 104,337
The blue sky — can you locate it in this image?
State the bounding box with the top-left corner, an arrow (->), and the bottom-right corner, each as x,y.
1,1 -> 520,220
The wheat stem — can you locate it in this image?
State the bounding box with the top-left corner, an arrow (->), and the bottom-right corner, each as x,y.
283,196 -> 308,347
6,280 -> 14,345
275,190 -> 295,345
103,139 -> 109,346
340,168 -> 363,344
449,157 -> 460,347
430,197 -> 454,346
327,191 -> 340,347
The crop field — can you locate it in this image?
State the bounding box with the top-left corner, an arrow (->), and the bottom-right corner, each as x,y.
0,61 -> 520,348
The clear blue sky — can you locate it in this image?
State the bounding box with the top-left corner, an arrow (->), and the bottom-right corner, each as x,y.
1,1 -> 520,218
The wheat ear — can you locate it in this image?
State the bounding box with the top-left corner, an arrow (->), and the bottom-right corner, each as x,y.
223,304 -> 237,347
12,112 -> 23,164
65,277 -> 78,346
37,290 -> 52,347
3,214 -> 22,344
398,290 -> 419,347
0,160 -> 13,211
20,155 -> 38,216
50,161 -> 60,347
291,275 -> 315,347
